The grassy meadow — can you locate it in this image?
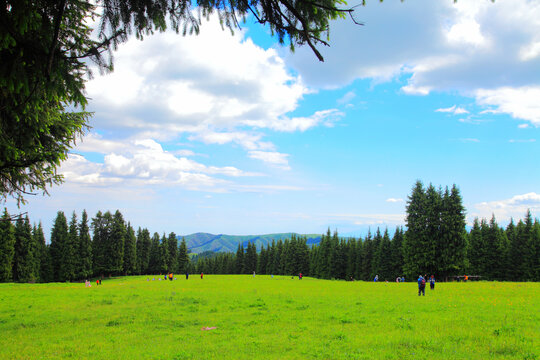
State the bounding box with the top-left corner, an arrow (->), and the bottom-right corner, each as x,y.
0,275 -> 538,360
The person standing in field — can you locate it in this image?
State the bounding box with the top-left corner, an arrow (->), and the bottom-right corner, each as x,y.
374,274 -> 379,282
200,272 -> 204,279
299,273 -> 303,280
429,275 -> 435,290
417,275 -> 426,296
186,272 -> 189,280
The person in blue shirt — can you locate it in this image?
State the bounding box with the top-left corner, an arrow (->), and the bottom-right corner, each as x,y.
374,274 -> 379,282
417,275 -> 426,296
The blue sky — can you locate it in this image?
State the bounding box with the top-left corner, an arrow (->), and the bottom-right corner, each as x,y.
6,0 -> 540,238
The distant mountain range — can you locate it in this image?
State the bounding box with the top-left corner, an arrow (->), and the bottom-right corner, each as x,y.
178,232 -> 322,254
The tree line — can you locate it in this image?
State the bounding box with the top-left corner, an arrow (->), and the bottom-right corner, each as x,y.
1,182 -> 539,283
0,209 -> 191,283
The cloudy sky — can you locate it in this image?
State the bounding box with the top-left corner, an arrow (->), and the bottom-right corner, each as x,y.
7,0 -> 540,238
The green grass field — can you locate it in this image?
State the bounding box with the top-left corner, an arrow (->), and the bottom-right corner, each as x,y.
0,276 -> 538,359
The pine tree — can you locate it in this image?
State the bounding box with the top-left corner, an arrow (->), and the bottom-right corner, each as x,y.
467,218 -> 483,276
377,228 -> 393,281
245,242 -> 258,274
92,211 -> 112,277
123,223 -> 137,275
136,228 -> 151,274
78,210 -> 92,279
34,223 -> 52,283
177,238 -> 190,273
166,232 -> 178,273
14,216 -> 36,282
108,210 -> 126,275
50,211 -> 69,281
390,227 -> 404,278
439,185 -> 467,279
235,243 -> 244,274
403,180 -> 428,278
0,209 -> 16,282
63,212 -> 78,281
148,232 -> 161,274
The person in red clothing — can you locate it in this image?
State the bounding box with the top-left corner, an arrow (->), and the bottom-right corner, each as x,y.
201,272 -> 204,279
299,272 -> 303,280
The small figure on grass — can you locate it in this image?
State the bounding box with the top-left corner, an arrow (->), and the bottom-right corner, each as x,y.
186,272 -> 189,280
169,273 -> 173,281
374,274 -> 379,282
429,275 -> 435,290
299,273 -> 303,280
418,275 -> 426,296
201,272 -> 204,279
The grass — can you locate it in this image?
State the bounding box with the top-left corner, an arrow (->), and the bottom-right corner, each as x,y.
0,276 -> 538,359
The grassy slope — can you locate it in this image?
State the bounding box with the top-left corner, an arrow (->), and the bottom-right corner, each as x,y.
0,277 -> 538,359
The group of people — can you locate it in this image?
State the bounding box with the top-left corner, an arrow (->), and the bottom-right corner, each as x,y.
84,279 -> 102,287
417,275 -> 436,296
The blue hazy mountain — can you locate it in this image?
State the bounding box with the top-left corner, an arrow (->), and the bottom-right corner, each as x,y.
178,232 -> 322,253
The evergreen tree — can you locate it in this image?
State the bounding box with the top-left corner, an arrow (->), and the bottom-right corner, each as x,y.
92,211 -> 111,277
34,223 -> 52,283
159,234 -> 169,274
377,228 -> 393,281
235,243 -> 244,274
511,215 -> 531,280
166,233 -> 178,273
78,210 -> 92,279
123,223 -> 137,275
0,209 -> 16,282
244,242 -> 258,274
63,212 -> 78,281
361,231 -> 374,281
177,238 -> 190,273
50,211 -> 69,281
403,180 -> 428,278
108,210 -> 126,275
13,216 -> 36,282
148,232 -> 162,274
136,228 -> 151,274
390,227 -> 404,278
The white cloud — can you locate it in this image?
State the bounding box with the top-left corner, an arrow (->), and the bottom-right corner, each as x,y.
85,20 -> 317,138
436,105 -> 469,115
459,138 -> 480,143
475,86 -> 540,126
471,193 -> 540,223
65,138 -> 261,191
248,151 -> 290,170
286,0 -> 540,124
337,91 -> 356,105
386,198 -> 403,203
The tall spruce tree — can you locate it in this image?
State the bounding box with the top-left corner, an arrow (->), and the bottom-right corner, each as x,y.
123,223 -> 137,275
136,228 -> 151,274
0,209 -> 16,282
14,216 -> 36,282
63,212 -> 79,281
404,181 -> 428,278
148,232 -> 162,274
50,211 -> 69,281
78,210 -> 92,279
177,238 -> 190,274
166,232 -> 178,273
34,223 -> 52,283
108,210 -> 126,275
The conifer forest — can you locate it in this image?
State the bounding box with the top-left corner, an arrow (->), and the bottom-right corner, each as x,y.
1,182 -> 539,283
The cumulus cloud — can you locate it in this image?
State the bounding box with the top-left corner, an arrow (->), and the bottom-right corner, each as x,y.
286,0 -> 540,125
64,138 -> 261,191
471,193 -> 540,223
475,86 -> 540,126
386,198 -> 403,203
